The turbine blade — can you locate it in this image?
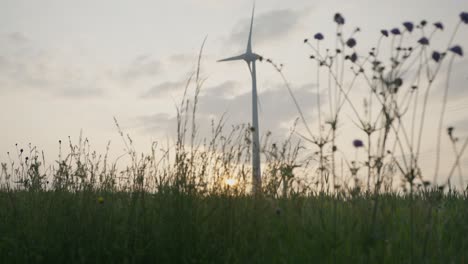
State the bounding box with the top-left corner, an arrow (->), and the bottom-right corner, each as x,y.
246,1 -> 255,53
217,54 -> 246,62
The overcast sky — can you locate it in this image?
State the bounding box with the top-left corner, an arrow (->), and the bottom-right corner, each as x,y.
1,0 -> 467,186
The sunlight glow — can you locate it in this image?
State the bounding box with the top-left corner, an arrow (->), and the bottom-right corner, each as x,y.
225,178 -> 238,187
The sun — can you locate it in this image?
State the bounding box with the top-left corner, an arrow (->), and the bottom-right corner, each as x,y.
225,178 -> 238,187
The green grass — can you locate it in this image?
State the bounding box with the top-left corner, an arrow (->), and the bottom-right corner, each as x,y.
1,189 -> 466,263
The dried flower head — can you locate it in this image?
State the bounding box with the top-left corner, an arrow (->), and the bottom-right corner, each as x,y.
447,126 -> 454,137
381,30 -> 389,37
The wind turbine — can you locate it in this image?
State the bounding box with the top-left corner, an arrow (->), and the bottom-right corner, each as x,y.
218,3 -> 262,195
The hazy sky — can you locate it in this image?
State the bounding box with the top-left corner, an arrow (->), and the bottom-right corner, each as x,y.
1,0 -> 467,186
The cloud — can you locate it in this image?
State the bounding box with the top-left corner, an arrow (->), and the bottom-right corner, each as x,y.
141,80 -> 188,98
137,81 -> 319,138
59,86 -> 104,98
168,53 -> 196,65
137,112 -> 175,134
0,32 -> 107,98
227,8 -> 310,48
202,80 -> 239,98
121,54 -> 163,82
6,32 -> 29,44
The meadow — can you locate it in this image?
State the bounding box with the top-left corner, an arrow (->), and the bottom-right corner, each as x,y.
1,12 -> 468,264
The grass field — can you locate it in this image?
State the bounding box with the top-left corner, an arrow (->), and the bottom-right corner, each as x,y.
1,189 -> 466,263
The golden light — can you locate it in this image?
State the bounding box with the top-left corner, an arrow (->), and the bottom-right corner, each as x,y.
225,178 -> 238,187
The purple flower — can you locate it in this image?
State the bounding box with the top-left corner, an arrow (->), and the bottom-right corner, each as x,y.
418,37 -> 429,46
432,51 -> 441,62
346,38 -> 357,48
353,139 -> 364,148
334,13 -> 345,25
381,30 -> 389,37
403,22 -> 414,32
449,45 -> 463,56
391,28 -> 401,35
314,33 -> 324,40
460,12 -> 468,24
434,22 -> 444,30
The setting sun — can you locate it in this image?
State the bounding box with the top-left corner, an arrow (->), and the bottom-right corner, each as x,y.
225,178 -> 238,187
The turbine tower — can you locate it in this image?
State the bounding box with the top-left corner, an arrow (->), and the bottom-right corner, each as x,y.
218,3 -> 262,194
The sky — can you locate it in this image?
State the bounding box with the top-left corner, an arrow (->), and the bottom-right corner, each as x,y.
1,0 -> 468,187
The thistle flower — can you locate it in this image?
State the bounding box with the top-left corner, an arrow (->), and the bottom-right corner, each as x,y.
418,37 -> 429,46
381,30 -> 389,37
460,12 -> 468,24
434,22 -> 444,30
403,22 -> 414,32
353,139 -> 364,148
432,51 -> 441,62
346,38 -> 357,48
391,28 -> 401,35
314,33 -> 324,40
449,45 -> 463,56
334,13 -> 345,25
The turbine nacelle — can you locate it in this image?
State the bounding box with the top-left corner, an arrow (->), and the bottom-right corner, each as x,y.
217,52 -> 261,64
